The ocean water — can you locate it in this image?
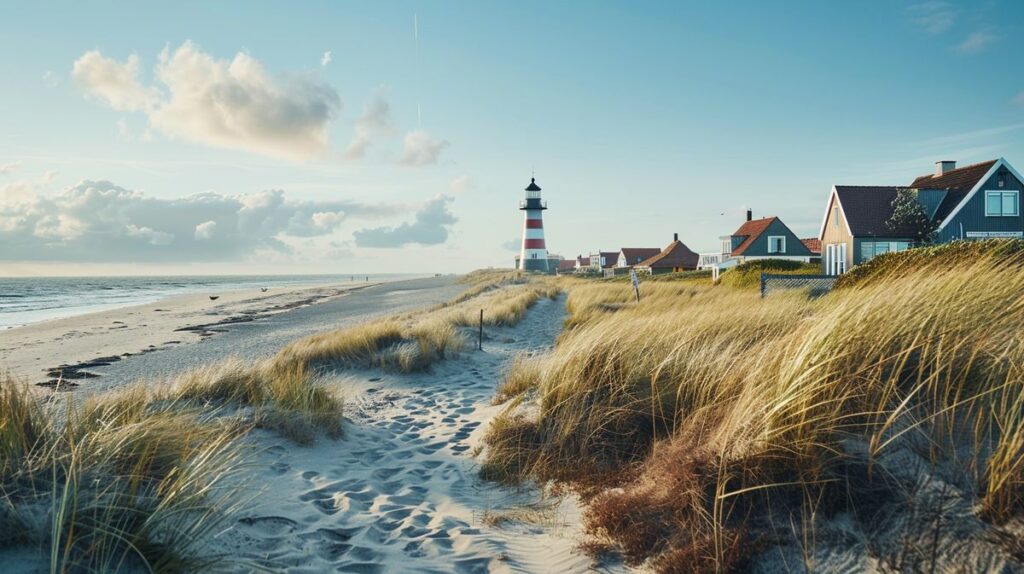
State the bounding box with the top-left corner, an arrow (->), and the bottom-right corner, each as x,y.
0,274 -> 410,330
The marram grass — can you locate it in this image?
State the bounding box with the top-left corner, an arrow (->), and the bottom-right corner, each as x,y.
483,247 -> 1024,571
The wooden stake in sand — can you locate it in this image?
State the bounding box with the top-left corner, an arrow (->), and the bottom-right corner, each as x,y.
478,309 -> 484,350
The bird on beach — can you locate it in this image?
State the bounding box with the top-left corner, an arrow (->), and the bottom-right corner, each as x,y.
261,287 -> 268,292
209,295 -> 220,301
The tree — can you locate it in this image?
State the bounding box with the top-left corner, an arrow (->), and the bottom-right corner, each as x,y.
886,188 -> 939,244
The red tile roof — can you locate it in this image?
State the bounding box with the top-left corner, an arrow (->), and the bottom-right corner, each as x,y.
637,240 -> 699,270
910,160 -> 996,190
557,260 -> 576,271
730,217 -> 776,256
599,251 -> 620,268
801,237 -> 821,254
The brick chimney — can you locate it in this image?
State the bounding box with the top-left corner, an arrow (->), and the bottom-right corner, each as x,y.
746,208 -> 752,222
935,160 -> 956,176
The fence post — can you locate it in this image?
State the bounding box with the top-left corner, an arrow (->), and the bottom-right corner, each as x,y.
478,309 -> 483,351
760,273 -> 766,298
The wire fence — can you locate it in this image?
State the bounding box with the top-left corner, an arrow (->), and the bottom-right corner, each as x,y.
760,273 -> 837,298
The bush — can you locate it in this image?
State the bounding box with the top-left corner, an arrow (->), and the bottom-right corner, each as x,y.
718,259 -> 819,289
834,238 -> 1024,290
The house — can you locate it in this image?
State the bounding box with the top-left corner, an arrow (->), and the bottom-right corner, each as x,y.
635,233 -> 700,274
617,247 -> 662,268
556,259 -> 577,274
590,251 -> 620,269
801,238 -> 821,264
718,211 -> 814,267
819,158 -> 1024,275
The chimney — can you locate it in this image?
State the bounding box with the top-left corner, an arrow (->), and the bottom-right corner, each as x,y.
936,160 -> 956,176
746,208 -> 752,222
673,232 -> 678,242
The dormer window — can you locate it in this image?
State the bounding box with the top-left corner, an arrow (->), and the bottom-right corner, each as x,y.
767,236 -> 786,253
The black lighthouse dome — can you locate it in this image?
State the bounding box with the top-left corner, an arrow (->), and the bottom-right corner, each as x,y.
525,177 -> 541,192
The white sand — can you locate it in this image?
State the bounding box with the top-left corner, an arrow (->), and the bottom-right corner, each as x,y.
214,295 -> 629,573
0,281 -> 370,385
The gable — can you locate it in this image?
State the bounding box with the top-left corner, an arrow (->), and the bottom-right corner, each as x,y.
937,158 -> 1023,231
734,217 -> 812,256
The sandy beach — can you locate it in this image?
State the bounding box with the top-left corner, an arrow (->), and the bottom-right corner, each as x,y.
0,276 -> 460,391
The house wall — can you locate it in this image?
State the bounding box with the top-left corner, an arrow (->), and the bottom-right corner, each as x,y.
936,168 -> 1024,242
742,218 -> 813,257
821,193 -> 854,273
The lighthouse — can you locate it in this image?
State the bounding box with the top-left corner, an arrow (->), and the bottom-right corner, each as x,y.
518,177 -> 550,272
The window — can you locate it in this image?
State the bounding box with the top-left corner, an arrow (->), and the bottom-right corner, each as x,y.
826,243 -> 847,275
767,236 -> 785,253
860,240 -> 911,263
833,206 -> 839,228
986,191 -> 1018,217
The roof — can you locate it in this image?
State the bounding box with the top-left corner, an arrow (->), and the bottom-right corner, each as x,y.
557,260 -> 576,271
637,240 -> 699,270
909,160 -> 997,222
833,186 -> 926,238
730,217 -> 776,256
599,251 -> 620,268
619,247 -> 661,266
801,238 -> 821,254
525,178 -> 541,192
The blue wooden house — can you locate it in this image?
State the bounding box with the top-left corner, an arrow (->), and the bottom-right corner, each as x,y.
819,158 -> 1024,275
714,211 -> 814,269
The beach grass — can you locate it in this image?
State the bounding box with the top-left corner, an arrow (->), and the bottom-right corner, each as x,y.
0,377 -> 248,572
481,243 -> 1024,571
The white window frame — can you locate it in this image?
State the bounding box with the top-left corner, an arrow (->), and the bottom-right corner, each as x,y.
985,190 -> 1019,217
767,235 -> 786,254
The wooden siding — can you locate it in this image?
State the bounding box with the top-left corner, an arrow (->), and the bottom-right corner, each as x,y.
937,168 -> 1024,242
740,218 -> 813,257
820,193 -> 854,273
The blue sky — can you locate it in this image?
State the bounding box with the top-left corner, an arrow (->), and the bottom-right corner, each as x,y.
1,1 -> 1021,275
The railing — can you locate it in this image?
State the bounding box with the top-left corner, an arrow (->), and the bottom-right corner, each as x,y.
760,273 -> 836,298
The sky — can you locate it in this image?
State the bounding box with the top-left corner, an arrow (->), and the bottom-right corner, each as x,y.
1,0 -> 1022,276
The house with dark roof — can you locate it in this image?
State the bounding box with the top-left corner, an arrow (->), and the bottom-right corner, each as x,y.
714,211 -> 814,268
589,251 -> 620,269
819,158 -> 1024,275
617,247 -> 662,268
634,233 -> 700,274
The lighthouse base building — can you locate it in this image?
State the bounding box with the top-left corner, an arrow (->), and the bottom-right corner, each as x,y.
518,177 -> 552,273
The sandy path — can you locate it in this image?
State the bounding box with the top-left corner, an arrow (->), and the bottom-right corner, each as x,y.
218,295 -> 627,573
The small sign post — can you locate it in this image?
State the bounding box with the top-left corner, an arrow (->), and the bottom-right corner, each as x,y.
630,268 -> 641,303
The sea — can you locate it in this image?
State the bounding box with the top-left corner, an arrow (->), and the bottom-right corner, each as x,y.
0,274 -> 414,330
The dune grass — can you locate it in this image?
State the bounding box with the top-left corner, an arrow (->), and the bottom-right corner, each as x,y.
482,246 -> 1024,571
0,377 -> 248,572
718,258 -> 820,289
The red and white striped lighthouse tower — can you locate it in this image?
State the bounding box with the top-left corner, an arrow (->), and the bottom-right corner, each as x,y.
519,177 -> 550,273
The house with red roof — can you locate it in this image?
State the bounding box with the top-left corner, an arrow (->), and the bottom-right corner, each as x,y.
617,247 -> 662,268
712,211 -> 814,269
634,233 -> 700,275
819,158 -> 1024,275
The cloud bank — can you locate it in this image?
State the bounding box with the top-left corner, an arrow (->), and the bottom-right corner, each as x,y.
353,195 -> 456,247
73,42 -> 342,161
0,179 -> 398,262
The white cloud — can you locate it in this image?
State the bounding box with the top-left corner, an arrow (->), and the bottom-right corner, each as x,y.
38,171 -> 59,184
72,51 -> 156,111
354,194 -> 457,247
321,51 -> 332,67
399,130 -> 448,166
0,161 -> 20,175
345,90 -> 397,159
449,175 -> 473,193
908,1 -> 956,34
194,220 -> 217,240
955,31 -> 996,54
73,42 -> 342,161
0,179 -> 401,262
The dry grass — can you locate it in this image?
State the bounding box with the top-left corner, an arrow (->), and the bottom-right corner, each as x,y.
482,247 -> 1024,571
0,377 -> 248,572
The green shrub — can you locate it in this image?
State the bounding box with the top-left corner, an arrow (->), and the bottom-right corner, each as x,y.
719,259 -> 819,289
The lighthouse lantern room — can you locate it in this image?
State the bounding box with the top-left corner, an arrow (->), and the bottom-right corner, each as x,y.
518,177 -> 550,272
